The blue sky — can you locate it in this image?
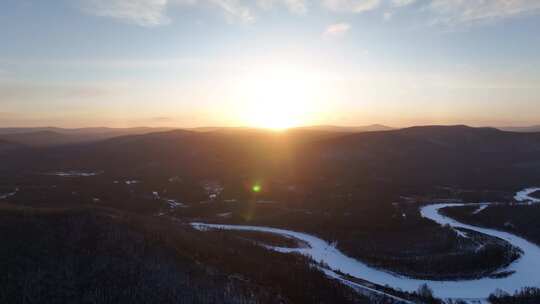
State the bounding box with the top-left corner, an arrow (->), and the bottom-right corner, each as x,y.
1,0 -> 540,128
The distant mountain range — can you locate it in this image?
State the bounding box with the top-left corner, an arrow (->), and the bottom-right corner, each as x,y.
498,125 -> 540,133
188,124 -> 393,133
0,127 -> 175,136
0,127 -> 174,147
292,124 -> 393,133
0,125 -> 392,147
2,124 -> 540,191
2,123 -> 539,148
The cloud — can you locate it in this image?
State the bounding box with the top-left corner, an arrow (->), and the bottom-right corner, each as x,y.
429,0 -> 540,25
284,0 -> 309,14
150,116 -> 177,122
80,0 -> 170,27
258,0 -> 308,14
80,0 -> 254,25
322,0 -> 381,13
74,0 -> 540,28
323,22 -> 351,36
383,0 -> 415,21
391,0 -> 415,7
207,0 -> 255,23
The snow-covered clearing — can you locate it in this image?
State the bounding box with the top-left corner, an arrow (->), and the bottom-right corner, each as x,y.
192,188 -> 540,301
472,204 -> 489,214
452,227 -> 470,239
156,199 -> 188,216
166,199 -> 187,209
47,171 -> 101,177
514,187 -> 540,203
0,188 -> 18,200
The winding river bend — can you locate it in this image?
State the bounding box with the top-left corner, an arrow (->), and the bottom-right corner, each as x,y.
192,188 -> 540,300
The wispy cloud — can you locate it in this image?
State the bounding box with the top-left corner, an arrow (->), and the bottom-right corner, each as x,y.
323,22 -> 351,36
80,0 -> 170,27
429,0 -> 540,25
391,0 -> 415,8
80,0 -> 255,25
383,0 -> 415,22
72,0 -> 540,27
207,0 -> 255,23
284,0 -> 309,14
258,0 -> 308,14
322,0 -> 381,13
150,116 -> 177,122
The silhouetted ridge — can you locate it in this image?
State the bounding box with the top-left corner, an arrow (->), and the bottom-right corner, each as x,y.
3,125 -> 540,189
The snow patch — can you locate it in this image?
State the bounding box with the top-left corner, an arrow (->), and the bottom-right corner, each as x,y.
472,204 -> 489,215
0,188 -> 18,200
47,171 -> 101,177
166,199 -> 186,209
514,187 -> 540,204
453,228 -> 470,239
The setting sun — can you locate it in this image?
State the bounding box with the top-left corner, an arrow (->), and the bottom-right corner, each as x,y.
232,64 -> 325,130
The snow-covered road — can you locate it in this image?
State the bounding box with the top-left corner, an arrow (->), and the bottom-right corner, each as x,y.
191,187 -> 540,300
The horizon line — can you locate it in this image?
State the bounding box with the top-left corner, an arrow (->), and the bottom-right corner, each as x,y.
1,123 -> 540,131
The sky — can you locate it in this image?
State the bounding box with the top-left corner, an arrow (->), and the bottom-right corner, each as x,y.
1,0 -> 540,129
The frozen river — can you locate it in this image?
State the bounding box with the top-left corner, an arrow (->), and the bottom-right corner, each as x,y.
192,187 -> 540,300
